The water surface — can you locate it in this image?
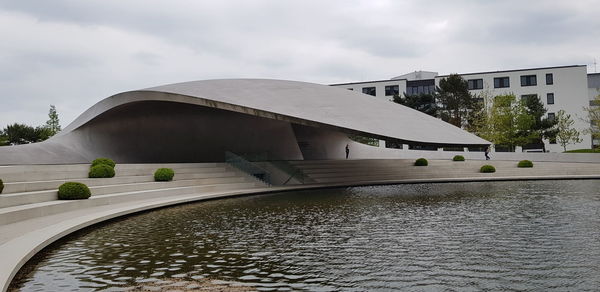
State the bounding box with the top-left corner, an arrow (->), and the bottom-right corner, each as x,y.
11,180 -> 600,291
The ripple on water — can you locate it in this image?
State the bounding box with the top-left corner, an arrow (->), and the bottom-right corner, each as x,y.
9,180 -> 600,291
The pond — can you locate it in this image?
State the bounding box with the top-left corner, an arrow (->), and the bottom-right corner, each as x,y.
10,180 -> 600,291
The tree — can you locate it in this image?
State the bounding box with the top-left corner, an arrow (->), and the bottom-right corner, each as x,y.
436,74 -> 476,127
392,93 -> 438,116
555,109 -> 582,151
1,123 -> 52,145
45,105 -> 61,136
582,94 -> 600,144
523,94 -> 557,149
474,94 -> 536,151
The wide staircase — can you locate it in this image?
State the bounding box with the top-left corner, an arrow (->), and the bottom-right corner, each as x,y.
289,159 -> 600,184
0,163 -> 266,226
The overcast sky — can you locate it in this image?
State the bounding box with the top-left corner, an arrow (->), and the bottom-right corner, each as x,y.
1,0 -> 599,128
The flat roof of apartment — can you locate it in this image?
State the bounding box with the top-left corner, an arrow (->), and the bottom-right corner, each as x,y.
332,65 -> 586,85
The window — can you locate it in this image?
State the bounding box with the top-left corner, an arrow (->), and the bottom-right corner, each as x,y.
385,85 -> 399,96
347,88 -> 353,91
546,73 -> 553,85
406,85 -> 435,95
494,77 -> 510,88
547,93 -> 554,104
406,79 -> 435,96
468,79 -> 483,90
362,87 -> 376,96
520,75 -> 537,86
548,112 -> 555,121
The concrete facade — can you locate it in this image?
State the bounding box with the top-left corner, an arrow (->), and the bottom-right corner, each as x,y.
333,65 -> 592,152
0,79 -> 488,165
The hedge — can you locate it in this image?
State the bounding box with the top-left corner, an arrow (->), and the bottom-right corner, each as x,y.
480,165 -> 496,173
414,158 -> 428,166
452,155 -> 465,161
0,179 -> 4,194
517,160 -> 534,168
89,164 -> 116,178
58,182 -> 91,200
91,158 -> 116,168
154,168 -> 175,181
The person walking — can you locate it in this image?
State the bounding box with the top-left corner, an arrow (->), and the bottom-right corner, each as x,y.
345,144 -> 350,159
485,146 -> 491,160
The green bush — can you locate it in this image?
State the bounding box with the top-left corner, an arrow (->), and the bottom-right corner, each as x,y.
480,165 -> 496,173
517,160 -> 534,168
89,164 -> 116,178
452,155 -> 465,161
0,179 -> 4,194
91,158 -> 116,168
58,182 -> 91,200
154,168 -> 175,181
414,158 -> 428,166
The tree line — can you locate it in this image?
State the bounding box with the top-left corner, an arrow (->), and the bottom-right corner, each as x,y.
393,74 -> 588,151
0,105 -> 61,146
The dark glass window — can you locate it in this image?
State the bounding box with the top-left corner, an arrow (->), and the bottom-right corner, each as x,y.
385,85 -> 399,96
548,112 -> 555,121
494,77 -> 510,88
468,79 -> 483,90
546,73 -> 553,85
406,79 -> 435,96
406,85 -> 435,95
362,87 -> 376,96
547,93 -> 554,104
347,88 -> 353,91
520,75 -> 537,86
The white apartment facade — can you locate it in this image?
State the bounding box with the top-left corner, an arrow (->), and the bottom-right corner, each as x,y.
332,65 -> 592,153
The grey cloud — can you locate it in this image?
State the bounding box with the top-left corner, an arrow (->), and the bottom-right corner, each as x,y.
0,0 -> 599,128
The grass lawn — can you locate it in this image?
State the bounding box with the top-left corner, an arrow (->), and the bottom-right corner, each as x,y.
563,148 -> 600,153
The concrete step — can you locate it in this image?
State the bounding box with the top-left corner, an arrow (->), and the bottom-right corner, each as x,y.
0,163 -> 229,182
0,181 -> 260,225
0,175 -> 249,208
1,171 -> 240,194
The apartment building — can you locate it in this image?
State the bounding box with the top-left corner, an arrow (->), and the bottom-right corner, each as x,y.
332,65 -> 591,152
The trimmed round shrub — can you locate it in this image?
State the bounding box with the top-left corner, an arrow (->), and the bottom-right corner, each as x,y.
414,158 -> 428,166
480,165 -> 496,173
517,160 -> 534,168
452,155 -> 465,161
154,168 -> 175,181
0,178 -> 4,194
89,164 -> 116,178
91,158 -> 116,168
58,182 -> 91,200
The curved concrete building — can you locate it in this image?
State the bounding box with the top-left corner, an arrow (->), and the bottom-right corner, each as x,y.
0,79 -> 489,164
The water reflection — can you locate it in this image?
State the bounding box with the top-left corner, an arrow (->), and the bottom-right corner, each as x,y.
11,180 -> 600,291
